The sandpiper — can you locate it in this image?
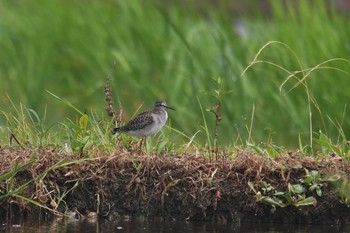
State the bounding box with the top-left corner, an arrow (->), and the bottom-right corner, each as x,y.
111,100 -> 175,137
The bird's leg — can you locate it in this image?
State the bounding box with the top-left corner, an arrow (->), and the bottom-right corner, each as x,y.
138,137 -> 150,174
144,137 -> 150,175
139,137 -> 145,153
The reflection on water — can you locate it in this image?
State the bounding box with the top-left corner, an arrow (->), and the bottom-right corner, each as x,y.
1,217 -> 349,233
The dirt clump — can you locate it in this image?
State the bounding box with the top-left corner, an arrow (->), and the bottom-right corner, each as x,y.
1,147 -> 350,224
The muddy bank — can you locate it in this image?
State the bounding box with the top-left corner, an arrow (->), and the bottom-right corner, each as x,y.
1,147 -> 350,224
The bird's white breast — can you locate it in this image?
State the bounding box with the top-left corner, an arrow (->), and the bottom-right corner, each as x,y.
148,110 -> 167,135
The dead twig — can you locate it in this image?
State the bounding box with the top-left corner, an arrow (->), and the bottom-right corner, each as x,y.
104,62 -> 123,127
10,133 -> 22,146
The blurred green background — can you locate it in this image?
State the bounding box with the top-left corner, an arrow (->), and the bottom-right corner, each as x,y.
0,0 -> 349,148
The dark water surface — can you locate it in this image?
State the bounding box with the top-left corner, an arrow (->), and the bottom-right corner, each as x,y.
1,217 -> 349,233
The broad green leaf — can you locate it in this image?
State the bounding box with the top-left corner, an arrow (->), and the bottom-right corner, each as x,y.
316,188 -> 322,197
310,170 -> 320,181
321,174 -> 341,182
248,181 -> 257,193
294,196 -> 317,207
291,184 -> 306,194
292,164 -> 303,169
79,114 -> 89,136
309,184 -> 320,191
303,176 -> 312,185
261,197 -> 286,208
283,192 -> 293,203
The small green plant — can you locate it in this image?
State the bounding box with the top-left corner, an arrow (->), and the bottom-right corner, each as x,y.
128,157 -> 143,172
314,131 -> 350,159
0,96 -> 54,147
46,91 -> 120,154
246,142 -> 282,157
205,77 -> 224,159
0,158 -> 64,215
33,158 -> 90,214
248,168 -> 340,213
0,159 -> 36,201
248,181 -> 286,213
201,77 -> 232,159
337,179 -> 350,207
49,181 -> 79,213
301,169 -> 323,197
60,113 -> 92,154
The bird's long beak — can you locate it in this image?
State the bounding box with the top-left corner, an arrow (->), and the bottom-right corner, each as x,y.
166,105 -> 175,110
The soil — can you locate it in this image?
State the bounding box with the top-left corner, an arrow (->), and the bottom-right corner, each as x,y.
1,146 -> 350,224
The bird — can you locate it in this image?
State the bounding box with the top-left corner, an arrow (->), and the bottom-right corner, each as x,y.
111,100 -> 175,138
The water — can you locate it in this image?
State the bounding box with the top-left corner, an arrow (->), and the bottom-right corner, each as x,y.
1,217 -> 349,233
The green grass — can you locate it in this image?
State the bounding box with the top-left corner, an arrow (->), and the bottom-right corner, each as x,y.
0,0 -> 349,148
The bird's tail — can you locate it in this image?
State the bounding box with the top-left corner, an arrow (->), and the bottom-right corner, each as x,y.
111,127 -> 120,135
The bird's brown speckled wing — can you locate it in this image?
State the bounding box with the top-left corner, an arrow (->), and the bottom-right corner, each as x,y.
118,111 -> 154,132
